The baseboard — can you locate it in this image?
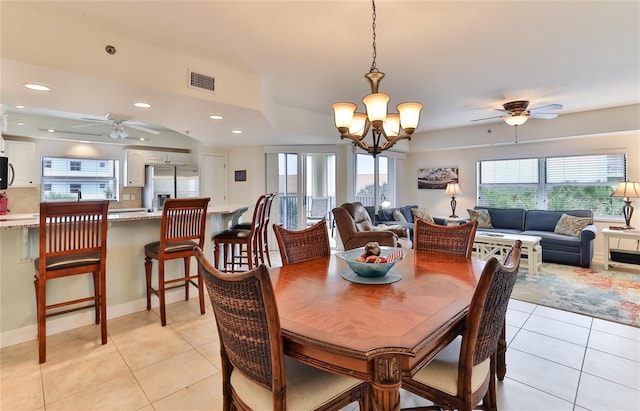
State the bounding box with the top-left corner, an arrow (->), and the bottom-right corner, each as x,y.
0,288 -> 193,349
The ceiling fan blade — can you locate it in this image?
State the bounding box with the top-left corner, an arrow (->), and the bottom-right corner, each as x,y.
124,123 -> 160,135
529,103 -> 563,112
470,115 -> 503,122
530,113 -> 558,119
494,108 -> 510,114
71,123 -> 104,129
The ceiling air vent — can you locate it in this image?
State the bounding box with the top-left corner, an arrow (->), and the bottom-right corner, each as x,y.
189,70 -> 215,93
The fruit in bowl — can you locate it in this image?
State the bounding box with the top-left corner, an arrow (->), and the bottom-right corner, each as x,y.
337,243 -> 406,278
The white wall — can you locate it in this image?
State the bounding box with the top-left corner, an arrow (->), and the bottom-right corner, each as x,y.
406,131 -> 640,263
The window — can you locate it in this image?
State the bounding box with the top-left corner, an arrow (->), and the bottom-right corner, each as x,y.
41,156 -> 119,201
477,154 -> 626,217
355,154 -> 395,207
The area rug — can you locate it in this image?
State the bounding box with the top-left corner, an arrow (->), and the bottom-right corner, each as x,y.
512,262 -> 640,327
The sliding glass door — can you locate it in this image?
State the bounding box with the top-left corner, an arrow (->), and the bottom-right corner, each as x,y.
276,152 -> 336,230
355,154 -> 396,210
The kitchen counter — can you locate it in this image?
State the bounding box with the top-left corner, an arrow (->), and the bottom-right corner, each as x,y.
0,203 -> 251,347
0,204 -> 249,230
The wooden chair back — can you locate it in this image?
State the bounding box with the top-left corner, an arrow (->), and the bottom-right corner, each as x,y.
414,219 -> 478,257
39,200 -> 110,278
159,197 -> 210,254
273,219 -> 331,265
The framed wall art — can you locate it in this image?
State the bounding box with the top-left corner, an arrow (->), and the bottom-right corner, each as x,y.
234,170 -> 247,182
417,167 -> 458,189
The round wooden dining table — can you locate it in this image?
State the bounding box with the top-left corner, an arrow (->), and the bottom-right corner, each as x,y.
269,249 -> 491,411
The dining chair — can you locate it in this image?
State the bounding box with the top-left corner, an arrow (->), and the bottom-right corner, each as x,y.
228,193 -> 276,267
144,197 -> 210,326
401,240 -> 522,411
193,246 -> 370,411
273,219 -> 331,265
212,194 -> 267,272
414,218 -> 478,257
34,200 -> 110,363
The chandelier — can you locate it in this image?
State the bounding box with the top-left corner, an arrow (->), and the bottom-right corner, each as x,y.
332,0 -> 423,157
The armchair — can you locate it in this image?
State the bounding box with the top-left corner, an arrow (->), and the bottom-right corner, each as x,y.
332,202 -> 412,250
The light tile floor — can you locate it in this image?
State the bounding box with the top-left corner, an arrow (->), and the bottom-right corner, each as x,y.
2,258 -> 639,410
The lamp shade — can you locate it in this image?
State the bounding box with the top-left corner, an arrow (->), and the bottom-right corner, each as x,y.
397,102 -> 423,131
332,103 -> 357,129
611,181 -> 640,198
349,112 -> 368,137
445,183 -> 464,196
503,114 -> 529,126
363,93 -> 390,123
383,113 -> 400,137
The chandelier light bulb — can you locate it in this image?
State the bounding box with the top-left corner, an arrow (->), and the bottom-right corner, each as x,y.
349,113 -> 368,137
397,102 -> 423,132
383,113 -> 400,137
332,103 -> 357,129
362,93 -> 390,124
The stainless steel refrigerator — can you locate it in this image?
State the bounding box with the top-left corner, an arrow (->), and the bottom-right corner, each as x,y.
142,164 -> 200,210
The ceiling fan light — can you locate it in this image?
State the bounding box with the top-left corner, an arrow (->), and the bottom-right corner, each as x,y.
363,93 -> 389,123
504,114 -> 529,126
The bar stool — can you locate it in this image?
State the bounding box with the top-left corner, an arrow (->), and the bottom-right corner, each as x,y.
212,194 -> 266,272
34,200 -> 110,363
144,197 -> 210,326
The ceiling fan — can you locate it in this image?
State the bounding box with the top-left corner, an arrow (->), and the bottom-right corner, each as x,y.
471,100 -> 563,126
72,113 -> 160,139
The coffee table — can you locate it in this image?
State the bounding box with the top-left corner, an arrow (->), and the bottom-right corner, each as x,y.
474,231 -> 542,275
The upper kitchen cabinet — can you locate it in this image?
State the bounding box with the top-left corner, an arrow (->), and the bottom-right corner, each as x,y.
144,151 -> 190,165
5,140 -> 38,187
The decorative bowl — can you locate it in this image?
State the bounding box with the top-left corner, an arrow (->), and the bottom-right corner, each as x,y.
337,247 -> 406,277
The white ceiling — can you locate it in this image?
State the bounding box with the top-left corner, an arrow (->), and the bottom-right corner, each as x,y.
1,1 -> 639,148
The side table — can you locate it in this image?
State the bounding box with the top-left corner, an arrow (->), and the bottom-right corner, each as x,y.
602,228 -> 640,270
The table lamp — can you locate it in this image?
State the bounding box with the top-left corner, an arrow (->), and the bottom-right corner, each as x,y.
445,182 -> 464,218
611,180 -> 640,229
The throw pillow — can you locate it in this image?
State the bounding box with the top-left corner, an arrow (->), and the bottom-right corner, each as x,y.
468,209 -> 493,228
554,213 -> 591,237
392,209 -> 407,223
411,207 -> 434,223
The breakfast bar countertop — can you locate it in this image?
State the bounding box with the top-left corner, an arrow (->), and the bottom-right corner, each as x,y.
0,203 -> 250,230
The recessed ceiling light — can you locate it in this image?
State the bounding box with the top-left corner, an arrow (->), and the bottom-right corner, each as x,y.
133,102 -> 152,108
16,122 -> 24,126
139,137 -> 146,141
15,105 -> 25,109
209,115 -> 224,120
24,83 -> 51,91
47,129 -> 55,133
231,130 -> 243,134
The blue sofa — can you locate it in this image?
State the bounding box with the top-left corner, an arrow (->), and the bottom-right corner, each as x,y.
469,206 -> 597,268
371,205 -> 447,242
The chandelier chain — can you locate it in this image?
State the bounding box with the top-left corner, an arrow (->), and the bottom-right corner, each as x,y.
370,0 -> 378,73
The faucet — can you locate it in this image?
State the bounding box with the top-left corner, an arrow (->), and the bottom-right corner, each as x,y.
78,190 -> 82,202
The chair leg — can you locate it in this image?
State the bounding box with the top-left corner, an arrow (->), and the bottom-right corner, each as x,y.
158,260 -> 167,326
100,268 -> 107,345
183,257 -> 190,301
144,256 -> 153,311
35,275 -> 47,363
92,271 -> 100,324
213,240 -> 221,270
197,262 -> 205,315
